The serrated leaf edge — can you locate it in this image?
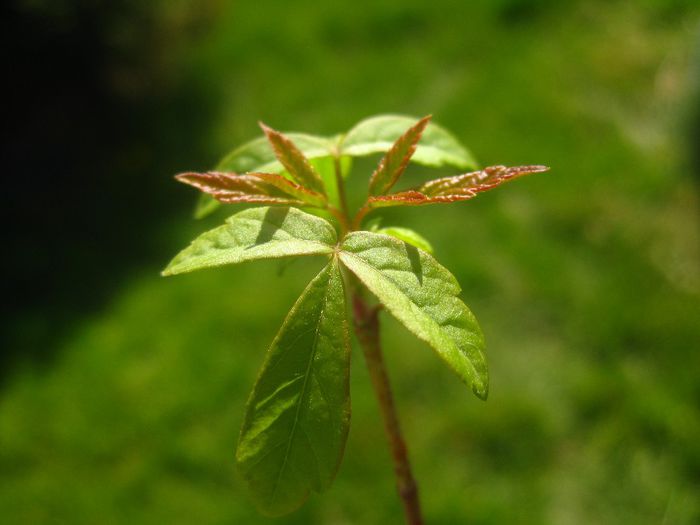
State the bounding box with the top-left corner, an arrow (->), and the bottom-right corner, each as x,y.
368,115 -> 432,196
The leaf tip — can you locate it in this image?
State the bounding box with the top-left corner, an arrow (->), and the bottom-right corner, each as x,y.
161,259 -> 184,277
414,114 -> 432,135
525,165 -> 550,174
175,172 -> 203,187
473,365 -> 489,400
258,121 -> 274,136
473,382 -> 489,401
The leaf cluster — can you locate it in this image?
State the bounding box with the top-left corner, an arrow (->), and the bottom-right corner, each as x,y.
163,115 -> 547,516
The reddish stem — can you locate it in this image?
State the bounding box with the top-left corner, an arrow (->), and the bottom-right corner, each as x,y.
351,203 -> 372,231
352,292 -> 424,525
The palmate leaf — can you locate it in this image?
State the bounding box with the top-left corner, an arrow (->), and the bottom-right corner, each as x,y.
236,258 -> 350,516
338,231 -> 488,399
368,165 -> 549,208
368,115 -> 431,196
177,171 -> 326,208
162,207 -> 336,276
194,115 -> 478,218
340,114 -> 477,170
260,123 -> 327,196
195,132 -> 336,218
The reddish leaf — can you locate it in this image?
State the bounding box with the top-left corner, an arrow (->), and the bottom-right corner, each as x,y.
178,172 -> 270,195
175,171 -> 326,207
367,191 -> 432,208
420,165 -> 548,196
368,165 -> 549,208
259,123 -> 327,195
206,194 -> 305,205
368,115 -> 432,196
251,173 -> 327,207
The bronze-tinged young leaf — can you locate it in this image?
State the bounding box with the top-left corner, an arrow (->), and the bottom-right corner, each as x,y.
368,165 -> 549,208
237,258 -> 351,516
339,231 -> 488,399
178,171 -> 327,207
177,172 -> 303,206
162,206 -> 336,276
253,173 -> 328,207
366,190 -> 432,208
368,115 -> 432,196
260,123 -> 327,195
420,164 -> 549,196
218,134 -> 335,174
196,133 -> 336,218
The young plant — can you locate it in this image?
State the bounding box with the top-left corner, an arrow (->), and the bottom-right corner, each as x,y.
163,114 -> 547,524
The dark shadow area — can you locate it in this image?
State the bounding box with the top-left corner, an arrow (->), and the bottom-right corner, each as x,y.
688,25 -> 700,192
404,243 -> 423,285
496,0 -> 560,25
0,1 -> 222,382
254,207 -> 291,246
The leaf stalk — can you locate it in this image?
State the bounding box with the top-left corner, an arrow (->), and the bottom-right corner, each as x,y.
333,153 -> 351,221
327,205 -> 351,235
351,203 -> 372,231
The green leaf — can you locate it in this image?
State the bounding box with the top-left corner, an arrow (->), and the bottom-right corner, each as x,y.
162,207 -> 336,276
195,133 -> 336,218
195,192 -> 222,219
368,115 -> 431,196
236,258 -> 350,516
308,155 -> 352,210
374,226 -> 434,254
341,114 -> 478,170
260,123 -> 327,195
339,231 -> 488,399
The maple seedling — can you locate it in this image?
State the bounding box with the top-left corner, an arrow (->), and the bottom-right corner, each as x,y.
163,114 -> 548,524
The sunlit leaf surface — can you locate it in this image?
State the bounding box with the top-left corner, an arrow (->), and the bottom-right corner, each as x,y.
163,207 -> 336,275
236,259 -> 350,516
339,231 -> 488,399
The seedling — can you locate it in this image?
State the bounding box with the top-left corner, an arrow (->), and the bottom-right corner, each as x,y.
163,114 -> 547,524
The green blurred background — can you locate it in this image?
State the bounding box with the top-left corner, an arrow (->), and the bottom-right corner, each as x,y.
2,0 -> 700,523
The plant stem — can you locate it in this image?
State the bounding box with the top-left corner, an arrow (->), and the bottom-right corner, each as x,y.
352,292 -> 424,525
338,158 -> 422,523
333,154 -> 350,220
351,203 -> 371,231
327,205 -> 351,236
